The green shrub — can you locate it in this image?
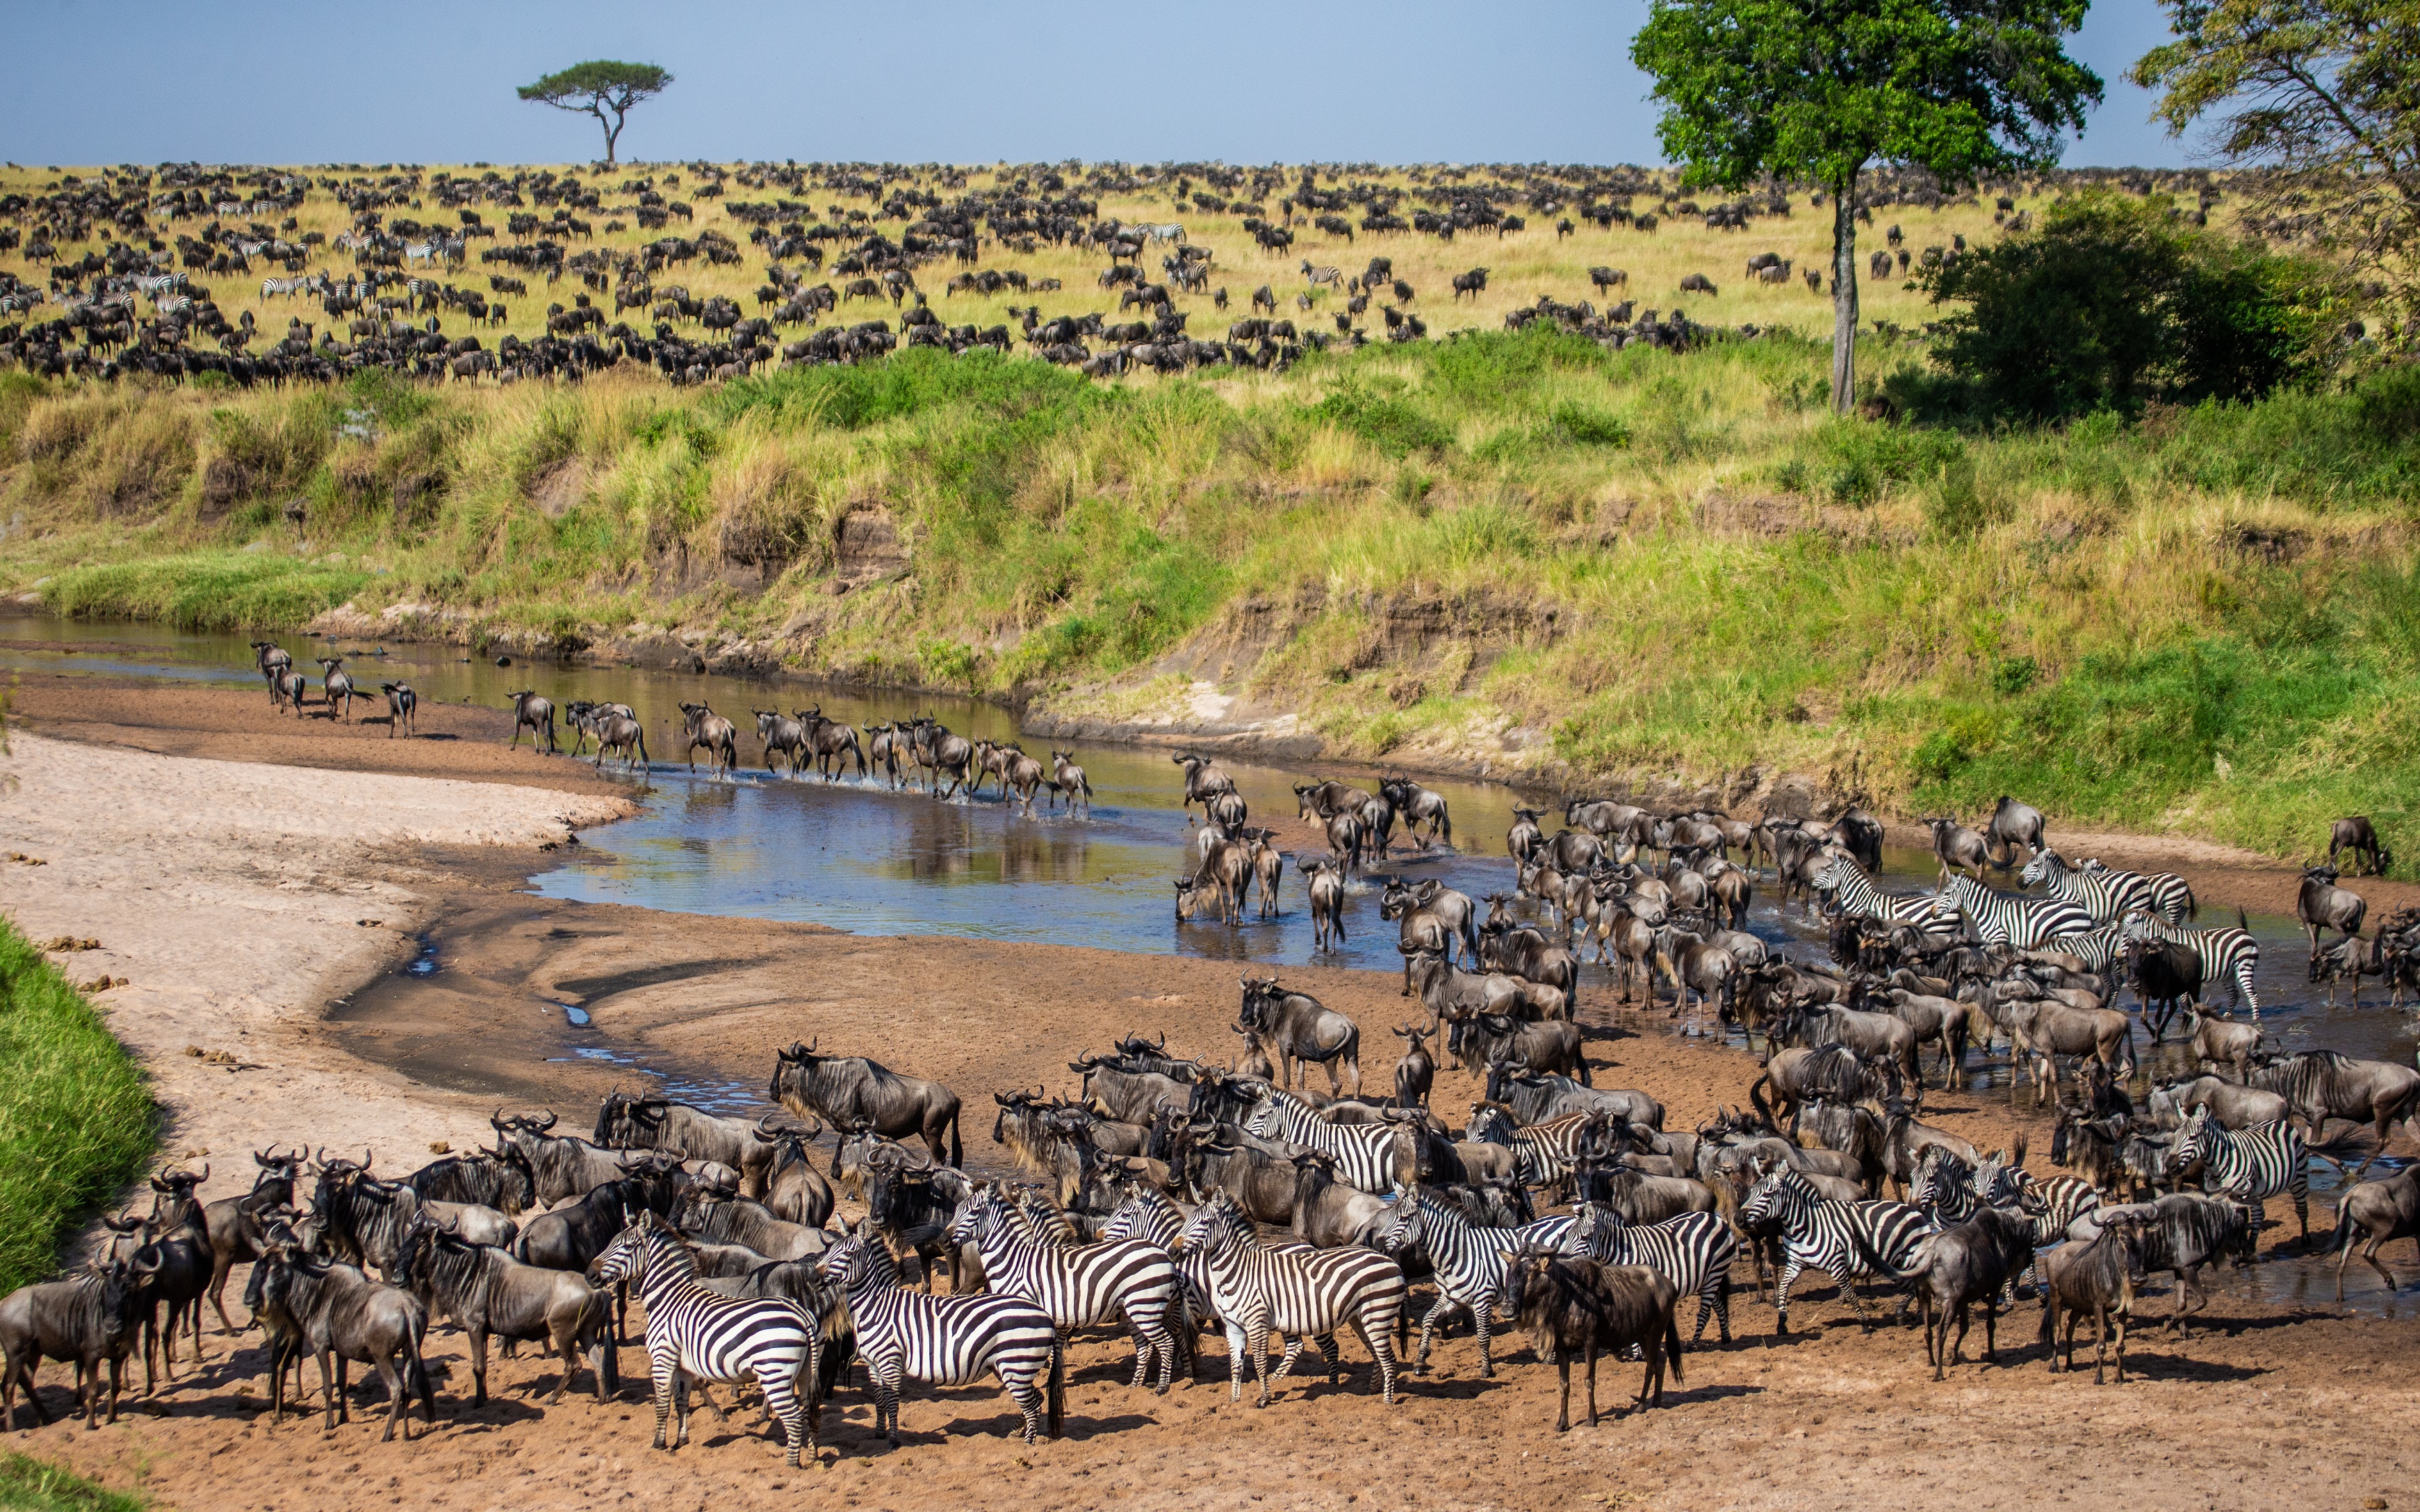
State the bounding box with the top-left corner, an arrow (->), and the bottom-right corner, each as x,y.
1309,385 -> 1453,458
42,553 -> 370,631
1915,192 -> 2336,421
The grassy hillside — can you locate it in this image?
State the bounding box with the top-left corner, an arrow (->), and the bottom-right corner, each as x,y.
5,161 -> 2419,865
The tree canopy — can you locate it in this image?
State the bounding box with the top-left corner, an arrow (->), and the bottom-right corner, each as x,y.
1632,0 -> 2102,411
2133,0 -> 2420,313
518,60 -> 672,165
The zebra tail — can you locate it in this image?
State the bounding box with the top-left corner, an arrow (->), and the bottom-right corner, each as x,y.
1047,1338 -> 1065,1438
1663,1306 -> 1684,1386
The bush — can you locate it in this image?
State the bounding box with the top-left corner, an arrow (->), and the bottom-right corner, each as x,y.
1916,192 -> 2336,421
1308,385 -> 1453,458
42,553 -> 370,631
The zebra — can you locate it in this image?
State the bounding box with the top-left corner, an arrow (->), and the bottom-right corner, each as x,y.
2120,908 -> 2261,1015
2171,1109 -> 2309,1249
1464,1104 -> 1603,1186
154,295 -> 193,322
1568,1203 -> 1739,1343
1936,874 -> 2097,951
585,1215 -> 823,1468
943,1188 -> 1183,1393
2047,923 -> 2124,973
1810,853 -> 1936,928
1242,1087 -> 1397,1194
821,1224 -> 1064,1444
261,275 -> 311,299
1738,1162 -> 1933,1335
1099,1187 -> 1219,1379
1372,1185 -> 1573,1377
2080,856 -> 2195,923
2020,849 -> 2148,926
1173,1192 -> 1405,1406
1907,1146 -> 1986,1226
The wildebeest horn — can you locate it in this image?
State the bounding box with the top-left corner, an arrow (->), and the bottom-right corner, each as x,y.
150,1174 -> 171,1192
534,1110 -> 557,1131
195,1162 -> 209,1186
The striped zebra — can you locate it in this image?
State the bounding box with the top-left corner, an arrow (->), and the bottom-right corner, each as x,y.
2079,856 -> 2195,924
135,273 -> 184,300
2172,1110 -> 2309,1249
2020,849 -> 2147,926
821,1225 -> 1064,1444
154,295 -> 193,322
586,1215 -> 822,1468
1810,853 -> 1938,928
1907,1147 -> 1986,1226
1464,1103 -> 1601,1185
1243,1087 -> 1397,1193
1174,1192 -> 1405,1406
1373,1185 -> 1573,1377
944,1188 -> 1183,1392
1739,1162 -> 1933,1335
1936,874 -> 2096,950
2120,909 -> 2262,1014
2046,923 -> 2124,973
261,276 -> 311,299
1568,1203 -> 1739,1342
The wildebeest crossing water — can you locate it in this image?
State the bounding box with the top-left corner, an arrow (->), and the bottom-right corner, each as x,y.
10,613 -> 2415,1317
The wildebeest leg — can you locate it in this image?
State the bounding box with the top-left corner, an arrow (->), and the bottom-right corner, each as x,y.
377,1349 -> 410,1442
318,1349 -> 341,1431
1555,1357 -> 1572,1432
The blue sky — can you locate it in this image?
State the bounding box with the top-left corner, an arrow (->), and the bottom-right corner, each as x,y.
1,1 -> 2192,170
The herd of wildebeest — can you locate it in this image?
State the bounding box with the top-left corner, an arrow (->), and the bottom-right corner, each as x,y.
3,650 -> 2417,1467
0,157 -> 2155,386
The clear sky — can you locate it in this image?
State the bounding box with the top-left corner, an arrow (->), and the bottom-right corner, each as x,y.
0,0 -> 2193,170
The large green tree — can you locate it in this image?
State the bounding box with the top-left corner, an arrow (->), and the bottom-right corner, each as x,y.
518,60 -> 673,165
2134,0 -> 2420,311
1632,0 -> 2102,412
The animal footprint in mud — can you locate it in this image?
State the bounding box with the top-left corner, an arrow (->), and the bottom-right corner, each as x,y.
42,937 -> 101,952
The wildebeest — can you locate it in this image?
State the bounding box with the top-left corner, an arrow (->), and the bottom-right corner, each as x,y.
318,657 -> 356,721
507,690 -> 557,753
590,709 -> 650,773
252,640 -> 292,693
2329,814 -> 2392,876
770,1040 -> 964,1166
1450,267 -> 1490,299
1909,1207 -> 2038,1379
1378,777 -> 1452,849
1677,272 -> 1717,295
680,701 -> 738,778
1238,976 -> 1362,1094
595,1092 -> 776,1197
489,1110 -> 645,1206
391,1213 -> 614,1406
245,1242 -> 436,1440
1172,751 -> 1235,823
2332,1160 -> 2420,1301
2036,1214 -> 2150,1383
0,1265 -> 144,1429
380,682 -> 417,737
1987,796 -> 2047,864
1305,857 -> 1348,951
1391,1025 -> 1436,1110
1450,1015 -> 1587,1082
2249,1050 -> 2420,1176
1926,816 -> 1994,883
1049,750 -> 1093,817
2296,864 -> 2367,964
1497,1250 -> 1681,1431
797,707 -> 866,781
755,709 -> 810,775
202,1147 -> 304,1333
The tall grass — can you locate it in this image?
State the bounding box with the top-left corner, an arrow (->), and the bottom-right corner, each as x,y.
0,920 -> 156,1294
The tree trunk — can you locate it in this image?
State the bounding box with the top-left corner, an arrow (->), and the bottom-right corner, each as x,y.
1831,167 -> 1861,414
600,106 -> 621,166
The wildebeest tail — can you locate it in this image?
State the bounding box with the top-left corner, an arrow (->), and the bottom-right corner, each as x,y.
1047,1337 -> 1065,1438
948,1110 -> 963,1169
404,1315 -> 438,1425
1663,1301 -> 1684,1386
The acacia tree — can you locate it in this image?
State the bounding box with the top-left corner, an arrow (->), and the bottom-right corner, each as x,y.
518,60 -> 673,166
1632,0 -> 2102,412
2134,0 -> 2420,311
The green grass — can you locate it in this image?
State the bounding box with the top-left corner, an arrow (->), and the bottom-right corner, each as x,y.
0,1455 -> 147,1512
40,553 -> 372,632
0,919 -> 157,1295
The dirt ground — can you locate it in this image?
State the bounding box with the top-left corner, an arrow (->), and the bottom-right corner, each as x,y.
3,682 -> 2418,1512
